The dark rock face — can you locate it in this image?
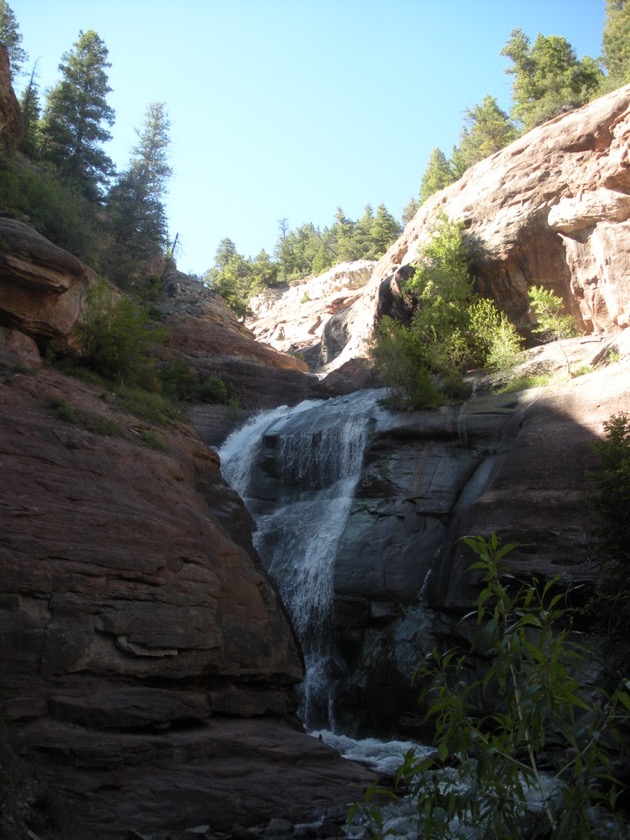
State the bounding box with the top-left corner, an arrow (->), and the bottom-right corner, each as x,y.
231,342 -> 629,738
332,356 -> 629,735
0,366 -> 373,838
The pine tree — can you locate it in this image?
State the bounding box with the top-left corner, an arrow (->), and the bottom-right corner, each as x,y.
419,148 -> 457,205
369,203 -> 402,258
451,95 -> 517,176
18,64 -> 41,157
0,0 -> 27,80
41,30 -> 115,200
106,102 -> 172,283
501,28 -> 603,131
402,197 -> 419,227
602,0 -> 630,89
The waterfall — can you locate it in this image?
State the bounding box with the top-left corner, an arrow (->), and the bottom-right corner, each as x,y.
219,390 -> 384,731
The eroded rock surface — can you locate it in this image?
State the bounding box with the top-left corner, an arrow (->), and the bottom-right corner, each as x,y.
326,84 -> 630,370
0,365 -> 372,838
0,217 -> 94,346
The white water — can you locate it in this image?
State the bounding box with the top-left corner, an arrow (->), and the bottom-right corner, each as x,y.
219,390 -> 385,730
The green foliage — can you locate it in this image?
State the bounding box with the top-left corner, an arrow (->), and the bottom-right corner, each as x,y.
501,28 -> 603,131
588,413 -> 630,644
48,397 -> 121,436
0,154 -> 101,263
0,0 -> 27,80
528,286 -> 576,343
105,102 -> 172,290
451,96 -> 518,177
159,359 -> 241,407
468,297 -> 523,378
18,65 -> 42,157
601,0 -> 630,90
497,372 -> 554,394
419,148 -> 457,205
370,316 -> 444,410
405,213 -> 474,377
402,196 -> 420,226
40,30 -> 115,200
114,384 -> 179,425
372,214 -> 525,406
75,281 -> 169,386
351,535 -> 630,839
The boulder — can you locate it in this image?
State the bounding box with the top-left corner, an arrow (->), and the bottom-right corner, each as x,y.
0,216 -> 94,346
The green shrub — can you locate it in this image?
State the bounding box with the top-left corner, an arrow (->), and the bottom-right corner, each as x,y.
48,398 -> 121,436
371,316 -> 444,410
115,385 -> 180,426
159,360 -> 241,407
350,534 -> 630,839
197,372 -> 241,407
76,281 -> 170,386
0,154 -> 100,264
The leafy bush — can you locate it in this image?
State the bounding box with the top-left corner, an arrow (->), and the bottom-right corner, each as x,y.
0,154 -> 100,264
114,384 -> 179,426
371,316 -> 444,410
588,413 -> 630,646
371,215 -> 524,407
468,297 -> 523,378
76,281 -> 169,386
528,286 -> 576,344
350,534 -> 630,839
159,359 -> 241,407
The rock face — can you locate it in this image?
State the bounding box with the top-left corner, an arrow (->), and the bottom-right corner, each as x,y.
161,268 -> 338,410
324,84 -> 630,370
0,217 -> 94,347
232,337 -> 630,738
247,260 -> 376,370
0,363 -> 372,838
0,45 -> 23,154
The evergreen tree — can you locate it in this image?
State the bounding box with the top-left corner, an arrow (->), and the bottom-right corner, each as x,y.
602,0 -> 630,89
331,207 -> 357,263
106,102 -> 172,285
451,95 -> 517,176
18,64 -> 41,157
0,0 -> 27,80
41,30 -> 115,200
369,203 -> 402,258
501,28 -> 603,131
419,148 -> 456,205
402,197 -> 419,227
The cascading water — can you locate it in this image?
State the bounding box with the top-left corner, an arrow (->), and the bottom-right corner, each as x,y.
219,390 -> 384,731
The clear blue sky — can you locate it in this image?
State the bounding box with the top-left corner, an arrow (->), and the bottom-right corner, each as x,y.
11,0 -> 605,276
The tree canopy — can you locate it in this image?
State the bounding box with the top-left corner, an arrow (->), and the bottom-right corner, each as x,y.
40,30 -> 115,199
501,27 -> 603,131
105,102 -> 172,288
419,148 -> 457,205
602,0 -> 630,89
0,0 -> 27,80
451,95 -> 518,176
